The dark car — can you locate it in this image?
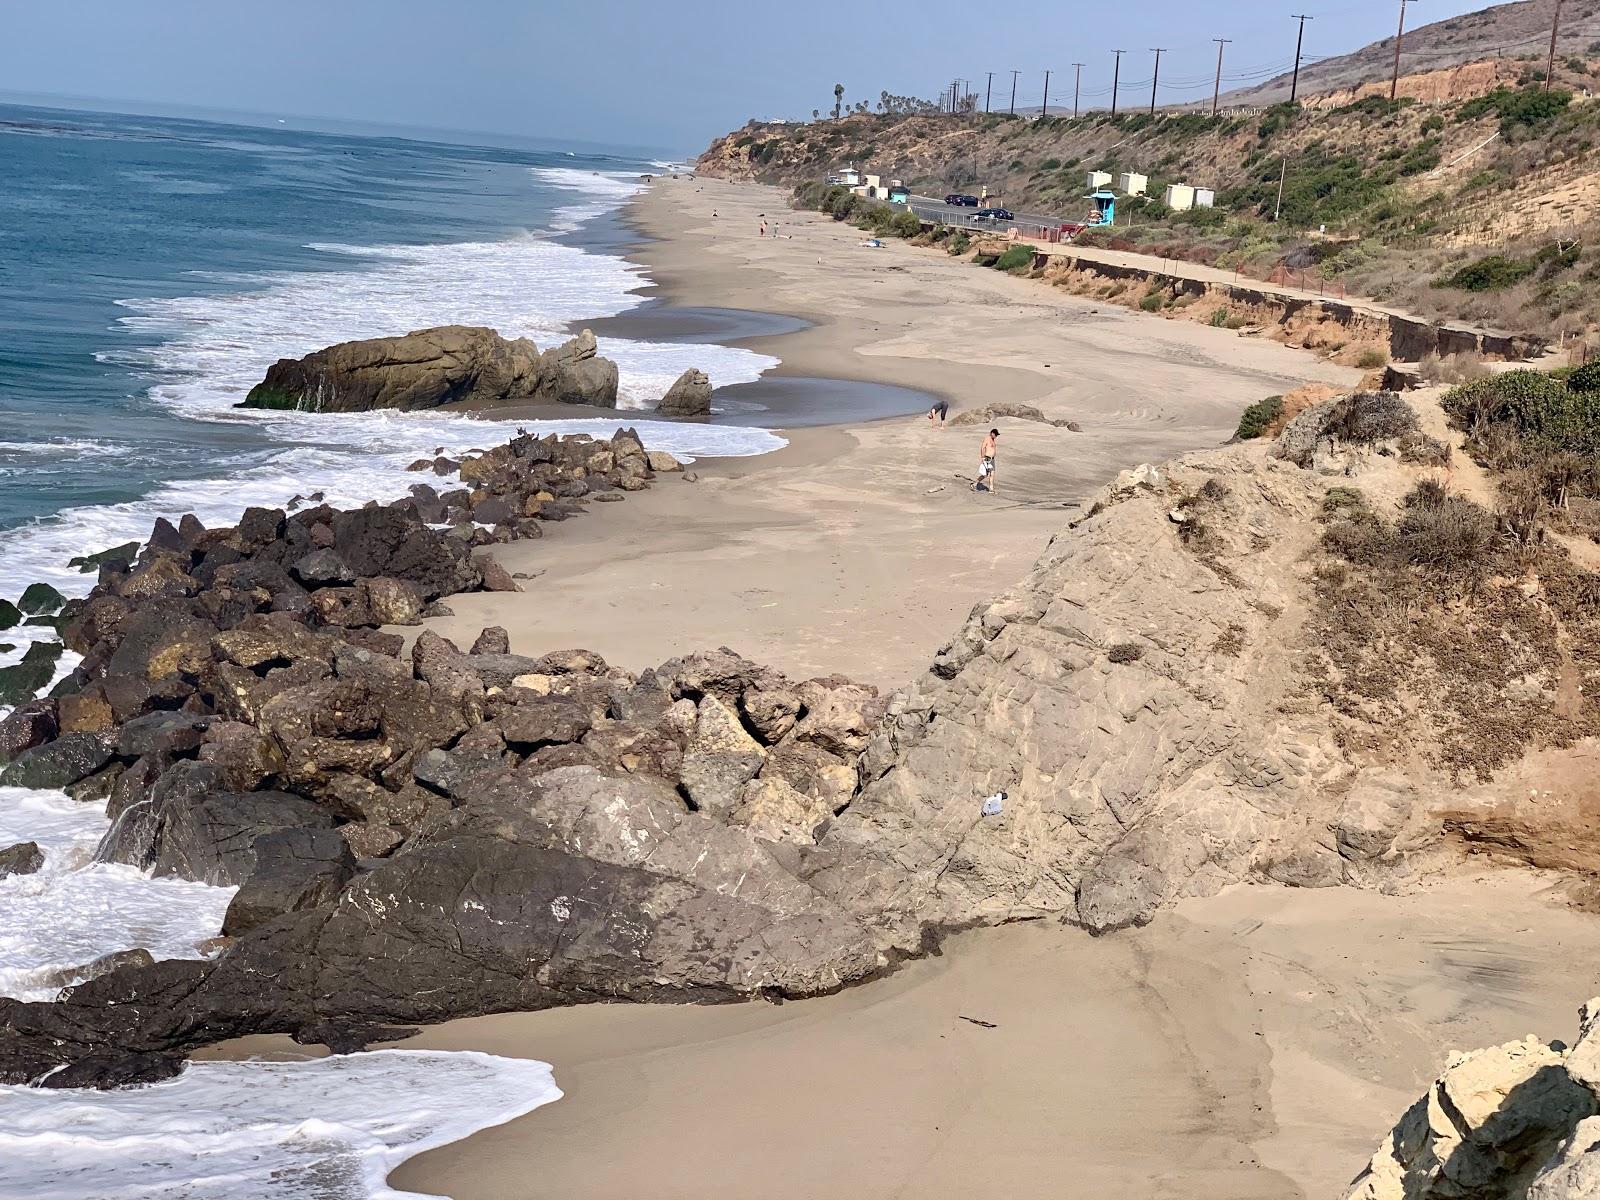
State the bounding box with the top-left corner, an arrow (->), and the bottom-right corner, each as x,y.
944,193 -> 980,206
970,207 -> 1014,222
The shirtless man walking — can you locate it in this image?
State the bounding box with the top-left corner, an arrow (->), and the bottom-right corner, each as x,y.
976,428 -> 999,492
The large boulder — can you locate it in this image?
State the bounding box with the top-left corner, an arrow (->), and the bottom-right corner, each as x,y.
240,325 -> 620,413
0,733 -> 113,789
222,827 -> 355,935
242,326 -> 542,413
534,330 -> 618,408
657,368 -> 712,417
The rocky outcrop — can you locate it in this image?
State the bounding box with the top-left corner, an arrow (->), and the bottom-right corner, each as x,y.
1346,999 -> 1600,1200
657,368 -> 713,417
241,325 -> 619,413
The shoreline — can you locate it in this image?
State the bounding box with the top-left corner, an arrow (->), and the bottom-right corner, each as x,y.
424,174 -> 1361,689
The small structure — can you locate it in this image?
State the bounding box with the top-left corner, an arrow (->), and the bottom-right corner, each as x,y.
1087,189 -> 1117,226
1119,172 -> 1148,197
836,167 -> 861,187
1086,169 -> 1112,190
1164,183 -> 1195,212
887,181 -> 911,204
1194,187 -> 1216,208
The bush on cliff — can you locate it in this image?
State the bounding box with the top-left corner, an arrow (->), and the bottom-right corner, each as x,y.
1235,395 -> 1283,440
1445,370 -> 1600,455
993,245 -> 1033,273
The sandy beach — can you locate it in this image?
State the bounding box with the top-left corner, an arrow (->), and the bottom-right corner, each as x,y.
426,177 -> 1355,688
270,178 -> 1600,1199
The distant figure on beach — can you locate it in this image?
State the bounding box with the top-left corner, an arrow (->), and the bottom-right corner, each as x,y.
975,428 -> 999,492
928,400 -> 948,425
712,209 -> 718,218
759,220 -> 767,237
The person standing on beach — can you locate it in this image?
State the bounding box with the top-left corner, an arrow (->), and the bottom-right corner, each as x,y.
976,428 -> 999,492
759,220 -> 767,237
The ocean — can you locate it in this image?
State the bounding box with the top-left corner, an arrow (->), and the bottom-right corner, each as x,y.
0,102 -> 782,1198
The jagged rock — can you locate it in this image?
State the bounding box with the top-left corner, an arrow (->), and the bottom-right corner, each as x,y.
497,699 -> 592,750
153,790 -> 336,887
760,740 -> 856,812
657,368 -> 712,416
117,711 -> 210,758
0,600 -> 20,631
222,828 -> 355,936
291,549 -> 355,587
792,678 -> 883,756
0,841 -> 45,879
117,558 -> 199,602
1347,1006 -> 1600,1200
0,733 -> 113,789
477,556 -> 521,593
679,695 -> 766,818
18,583 -> 65,615
535,329 -> 618,408
647,451 -> 683,473
57,687 -> 115,735
730,777 -> 830,844
362,577 -> 425,625
0,701 -> 58,763
471,626 -> 510,655
197,721 -> 286,791
32,948 -> 155,994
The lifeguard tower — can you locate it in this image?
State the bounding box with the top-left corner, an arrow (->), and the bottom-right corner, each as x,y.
1087,190 -> 1117,226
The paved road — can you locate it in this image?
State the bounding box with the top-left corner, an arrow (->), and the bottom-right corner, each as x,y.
904,193 -> 1075,237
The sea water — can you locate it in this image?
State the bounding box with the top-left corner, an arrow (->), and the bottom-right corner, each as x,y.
0,102 -> 779,1198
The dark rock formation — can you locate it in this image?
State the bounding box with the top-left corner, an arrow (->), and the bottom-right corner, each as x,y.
0,841 -> 44,879
240,325 -> 619,413
657,368 -> 713,417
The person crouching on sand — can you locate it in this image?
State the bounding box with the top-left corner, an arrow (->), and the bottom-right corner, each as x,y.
928,400 -> 948,425
976,428 -> 999,492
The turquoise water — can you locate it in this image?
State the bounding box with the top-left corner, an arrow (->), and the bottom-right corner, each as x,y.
0,103 -> 780,583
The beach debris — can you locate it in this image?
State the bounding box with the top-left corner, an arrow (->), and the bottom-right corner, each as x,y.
958,1016 -> 999,1029
981,790 -> 1006,817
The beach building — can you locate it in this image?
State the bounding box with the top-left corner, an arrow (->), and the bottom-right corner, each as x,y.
1086,170 -> 1112,190
1118,172 -> 1148,197
1163,183 -> 1195,212
1194,187 -> 1216,208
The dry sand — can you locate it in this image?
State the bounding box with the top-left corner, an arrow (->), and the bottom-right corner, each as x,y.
426,177 -> 1355,688
291,181 -> 1600,1198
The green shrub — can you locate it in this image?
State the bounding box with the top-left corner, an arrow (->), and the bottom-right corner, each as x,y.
1040,157 -> 1061,170
947,231 -> 971,255
1235,395 -> 1283,439
1444,369 -> 1600,454
1436,242 -> 1580,291
1257,102 -> 1300,140
1420,114 -> 1446,134
1568,361 -> 1600,393
1139,292 -> 1164,312
1356,347 -> 1389,370
1457,87 -> 1572,135
1209,307 -> 1231,327
889,210 -> 922,238
994,245 -> 1034,272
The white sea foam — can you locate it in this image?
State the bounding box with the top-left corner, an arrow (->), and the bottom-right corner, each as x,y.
535,165 -> 647,231
0,788 -> 234,1003
0,440 -> 126,459
0,1050 -> 562,1200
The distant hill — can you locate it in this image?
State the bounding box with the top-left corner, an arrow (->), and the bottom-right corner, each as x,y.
1221,0 -> 1600,106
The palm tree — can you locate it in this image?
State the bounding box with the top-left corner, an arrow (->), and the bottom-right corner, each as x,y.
833,83 -> 845,119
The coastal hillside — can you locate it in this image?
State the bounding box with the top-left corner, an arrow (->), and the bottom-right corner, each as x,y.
1223,0 -> 1600,107
698,40 -> 1600,339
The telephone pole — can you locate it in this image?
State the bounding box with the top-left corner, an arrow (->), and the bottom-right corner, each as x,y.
1042,69 -> 1052,117
1009,68 -> 1020,115
1545,0 -> 1564,91
1203,37 -> 1228,115
1110,50 -> 1125,116
1390,0 -> 1416,101
1290,15 -> 1312,102
985,71 -> 994,112
1149,48 -> 1166,116
1071,62 -> 1085,118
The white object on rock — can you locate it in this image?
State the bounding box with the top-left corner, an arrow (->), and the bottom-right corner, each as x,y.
981,791 -> 1006,817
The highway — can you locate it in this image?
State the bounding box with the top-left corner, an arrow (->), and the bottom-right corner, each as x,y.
903,192 -> 1088,237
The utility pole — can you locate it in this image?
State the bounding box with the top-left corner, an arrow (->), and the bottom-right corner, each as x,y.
1149,48 -> 1166,116
1042,69 -> 1052,117
1274,155 -> 1288,221
1390,0 -> 1416,101
1290,15 -> 1312,103
1072,62 -> 1085,118
1009,69 -> 1020,115
1545,0 -> 1564,91
1110,50 -> 1125,117
985,71 -> 994,113
1212,38 -> 1232,116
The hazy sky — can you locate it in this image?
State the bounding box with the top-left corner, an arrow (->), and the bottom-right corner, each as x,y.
3,0 -> 1495,153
